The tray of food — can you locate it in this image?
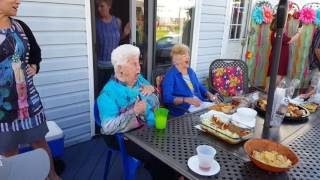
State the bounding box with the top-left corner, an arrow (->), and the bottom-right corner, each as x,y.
200,111 -> 254,144
255,99 -> 310,123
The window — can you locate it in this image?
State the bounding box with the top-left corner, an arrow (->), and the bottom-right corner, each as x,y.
155,0 -> 195,66
229,0 -> 245,40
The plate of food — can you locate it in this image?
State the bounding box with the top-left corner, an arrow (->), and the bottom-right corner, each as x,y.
255,99 -> 310,123
200,113 -> 254,144
244,139 -> 299,172
208,99 -> 241,114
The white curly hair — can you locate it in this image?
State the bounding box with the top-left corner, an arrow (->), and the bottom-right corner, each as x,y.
111,44 -> 140,67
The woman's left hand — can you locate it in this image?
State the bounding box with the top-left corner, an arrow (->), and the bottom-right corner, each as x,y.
140,85 -> 155,96
26,64 -> 37,76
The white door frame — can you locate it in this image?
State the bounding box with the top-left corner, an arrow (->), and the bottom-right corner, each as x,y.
85,0 -> 95,136
130,0 -> 137,44
190,0 -> 202,71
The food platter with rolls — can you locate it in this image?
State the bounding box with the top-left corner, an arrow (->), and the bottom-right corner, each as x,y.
255,99 -> 310,123
200,111 -> 254,144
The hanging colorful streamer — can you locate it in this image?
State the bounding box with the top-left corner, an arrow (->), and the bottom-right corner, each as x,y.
252,7 -> 264,25
246,2 -> 320,88
314,9 -> 320,26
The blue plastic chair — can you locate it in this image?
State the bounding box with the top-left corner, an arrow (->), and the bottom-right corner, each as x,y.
94,101 -> 141,180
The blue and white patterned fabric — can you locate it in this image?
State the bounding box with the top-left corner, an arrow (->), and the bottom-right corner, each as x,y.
0,19 -> 46,133
97,74 -> 159,135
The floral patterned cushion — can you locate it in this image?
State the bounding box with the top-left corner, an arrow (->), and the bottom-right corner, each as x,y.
212,66 -> 244,97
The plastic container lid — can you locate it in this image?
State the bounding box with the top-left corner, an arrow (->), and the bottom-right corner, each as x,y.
45,121 -> 64,141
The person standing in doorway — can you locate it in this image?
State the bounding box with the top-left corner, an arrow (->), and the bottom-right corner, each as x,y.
0,0 -> 60,179
95,0 -> 131,92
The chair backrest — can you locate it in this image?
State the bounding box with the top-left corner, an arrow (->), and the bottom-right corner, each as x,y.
152,65 -> 171,106
209,59 -> 249,97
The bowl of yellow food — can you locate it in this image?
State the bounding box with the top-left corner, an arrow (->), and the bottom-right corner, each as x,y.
244,139 -> 299,172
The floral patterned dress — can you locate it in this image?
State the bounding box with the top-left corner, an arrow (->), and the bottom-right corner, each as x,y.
0,19 -> 48,153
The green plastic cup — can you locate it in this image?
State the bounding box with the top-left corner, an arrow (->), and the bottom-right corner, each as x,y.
154,108 -> 169,129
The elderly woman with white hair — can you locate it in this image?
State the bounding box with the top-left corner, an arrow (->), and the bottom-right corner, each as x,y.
162,44 -> 219,116
97,44 -> 180,180
97,44 -> 159,134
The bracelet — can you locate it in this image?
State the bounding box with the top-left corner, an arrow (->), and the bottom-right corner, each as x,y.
182,97 -> 185,103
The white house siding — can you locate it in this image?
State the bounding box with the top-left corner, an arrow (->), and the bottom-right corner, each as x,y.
195,0 -> 227,82
18,0 -> 91,146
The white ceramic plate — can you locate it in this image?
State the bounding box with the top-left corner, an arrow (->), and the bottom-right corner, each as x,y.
187,155 -> 220,176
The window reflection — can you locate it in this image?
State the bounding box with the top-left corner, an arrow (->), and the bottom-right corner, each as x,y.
136,0 -> 145,52
136,0 -> 147,76
155,0 -> 195,67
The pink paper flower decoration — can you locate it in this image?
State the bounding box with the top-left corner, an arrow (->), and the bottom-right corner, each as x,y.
299,7 -> 316,24
289,2 -> 293,11
263,6 -> 273,24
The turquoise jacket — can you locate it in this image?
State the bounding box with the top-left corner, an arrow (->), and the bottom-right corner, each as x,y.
97,75 -> 159,134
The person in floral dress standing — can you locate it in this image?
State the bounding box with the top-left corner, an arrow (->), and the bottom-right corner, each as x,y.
0,0 -> 59,179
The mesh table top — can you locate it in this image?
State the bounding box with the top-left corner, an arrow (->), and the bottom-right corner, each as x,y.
126,110 -> 320,180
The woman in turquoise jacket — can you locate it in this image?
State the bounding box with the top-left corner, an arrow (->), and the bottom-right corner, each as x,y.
97,44 -> 159,134
97,44 -> 180,179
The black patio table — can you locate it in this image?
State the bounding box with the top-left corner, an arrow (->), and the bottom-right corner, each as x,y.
125,109 -> 320,180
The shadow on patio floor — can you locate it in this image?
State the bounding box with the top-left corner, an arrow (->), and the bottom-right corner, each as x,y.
60,137 -> 152,180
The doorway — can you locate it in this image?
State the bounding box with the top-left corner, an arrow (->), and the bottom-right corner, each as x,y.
91,0 -> 150,98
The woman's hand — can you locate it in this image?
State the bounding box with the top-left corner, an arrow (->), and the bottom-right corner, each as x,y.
123,22 -> 131,37
26,64 -> 37,76
184,97 -> 201,107
133,97 -> 146,115
300,89 -> 316,99
140,85 -> 155,96
207,92 -> 219,103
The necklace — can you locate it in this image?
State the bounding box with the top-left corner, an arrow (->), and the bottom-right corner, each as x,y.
0,18 -> 12,31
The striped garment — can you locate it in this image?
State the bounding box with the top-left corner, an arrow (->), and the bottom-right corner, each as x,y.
96,16 -> 121,68
0,19 -> 46,133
